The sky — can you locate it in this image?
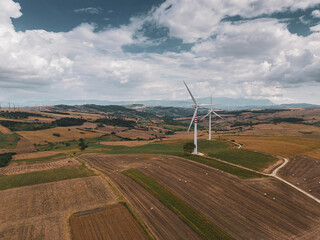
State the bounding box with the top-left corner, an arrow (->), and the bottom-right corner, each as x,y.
1,0 -> 320,105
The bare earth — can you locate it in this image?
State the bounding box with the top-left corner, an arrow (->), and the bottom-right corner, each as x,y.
0,158 -> 80,175
0,125 -> 12,134
80,154 -> 320,240
12,151 -> 59,160
15,137 -> 36,154
278,156 -> 320,199
70,204 -> 148,240
0,176 -> 116,240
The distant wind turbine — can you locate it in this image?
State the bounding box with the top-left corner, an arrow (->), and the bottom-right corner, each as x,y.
201,96 -> 223,140
183,81 -> 199,154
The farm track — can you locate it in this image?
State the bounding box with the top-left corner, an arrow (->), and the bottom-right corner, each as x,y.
0,158 -> 80,175
80,154 -> 320,240
80,154 -> 202,240
70,204 -> 149,240
0,176 -> 116,240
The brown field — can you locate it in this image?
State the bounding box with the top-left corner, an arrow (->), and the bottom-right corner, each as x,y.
70,204 -> 148,240
116,129 -> 161,140
0,176 -> 116,240
224,135 -> 320,158
17,125 -> 104,145
80,154 -> 320,240
100,139 -> 159,147
0,124 -> 12,134
278,156 -> 320,199
80,154 -> 202,240
15,137 -> 35,154
0,158 -> 80,175
13,151 -> 59,160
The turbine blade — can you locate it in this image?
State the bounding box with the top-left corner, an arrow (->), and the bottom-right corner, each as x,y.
212,111 -> 223,119
200,111 -> 210,120
183,81 -> 197,105
188,108 -> 197,132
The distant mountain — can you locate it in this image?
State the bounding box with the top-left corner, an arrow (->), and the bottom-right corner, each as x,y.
12,98 -> 319,110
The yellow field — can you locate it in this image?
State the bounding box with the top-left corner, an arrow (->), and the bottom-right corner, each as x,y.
0,124 -> 13,134
17,125 -> 104,145
225,135 -> 320,158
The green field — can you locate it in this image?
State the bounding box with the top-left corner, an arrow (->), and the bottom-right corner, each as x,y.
12,153 -> 67,165
208,149 -> 277,171
0,165 -> 96,190
123,169 -> 233,240
181,154 -> 264,178
0,132 -> 19,149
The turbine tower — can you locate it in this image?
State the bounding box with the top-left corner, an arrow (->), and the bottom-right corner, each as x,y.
201,96 -> 222,140
183,81 -> 199,154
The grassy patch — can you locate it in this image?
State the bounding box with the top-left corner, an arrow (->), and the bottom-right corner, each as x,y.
208,149 -> 277,172
179,154 -> 264,179
12,153 -> 67,165
0,132 -> 19,149
123,169 -> 233,240
0,166 -> 96,190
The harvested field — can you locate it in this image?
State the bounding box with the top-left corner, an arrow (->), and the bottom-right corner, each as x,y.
17,125 -> 104,145
0,176 -> 116,240
100,140 -> 158,147
0,158 -> 80,175
0,124 -> 12,134
80,154 -> 202,240
15,137 -> 35,153
225,135 -> 320,158
278,156 -> 320,199
13,151 -> 59,160
116,129 -> 160,140
70,204 -> 148,240
80,154 -> 320,240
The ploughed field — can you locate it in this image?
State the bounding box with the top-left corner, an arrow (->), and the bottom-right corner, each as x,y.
278,155 -> 320,199
0,158 -> 80,175
0,176 -> 116,240
70,204 -> 148,240
80,154 -> 320,240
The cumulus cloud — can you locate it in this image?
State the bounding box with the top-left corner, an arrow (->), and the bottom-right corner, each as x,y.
0,0 -> 320,104
74,7 -> 102,14
151,0 -> 320,43
311,9 -> 320,18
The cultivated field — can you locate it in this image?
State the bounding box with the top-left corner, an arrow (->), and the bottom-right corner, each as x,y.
80,154 -> 202,240
15,137 -> 35,153
70,204 -> 148,240
0,176 -> 116,240
225,135 -> 320,158
17,125 -> 104,145
12,151 -> 59,160
80,154 -> 320,240
278,156 -> 320,199
0,158 -> 80,175
0,124 -> 12,134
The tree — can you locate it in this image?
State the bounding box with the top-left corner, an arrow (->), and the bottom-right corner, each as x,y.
183,142 -> 195,154
78,138 -> 88,151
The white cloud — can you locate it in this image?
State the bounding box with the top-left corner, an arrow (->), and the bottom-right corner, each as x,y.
0,0 -> 320,104
151,0 -> 320,43
311,9 -> 320,18
74,7 -> 102,14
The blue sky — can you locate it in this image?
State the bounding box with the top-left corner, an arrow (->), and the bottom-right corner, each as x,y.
1,0 -> 320,104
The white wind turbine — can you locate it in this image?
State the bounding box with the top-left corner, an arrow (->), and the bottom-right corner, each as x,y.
201,96 -> 222,140
183,81 -> 199,154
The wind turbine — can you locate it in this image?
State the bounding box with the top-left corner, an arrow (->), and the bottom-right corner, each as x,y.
183,81 -> 199,154
201,96 -> 222,140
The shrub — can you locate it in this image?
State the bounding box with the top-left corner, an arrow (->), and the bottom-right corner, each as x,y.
183,142 -> 195,154
78,138 -> 88,151
52,133 -> 60,137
